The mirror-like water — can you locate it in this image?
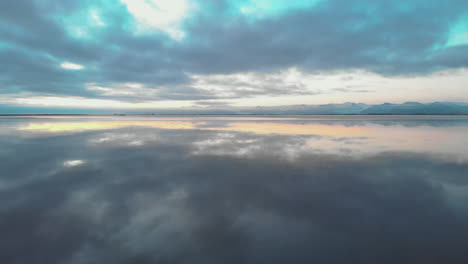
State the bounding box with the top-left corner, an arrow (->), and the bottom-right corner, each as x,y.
1,116 -> 467,263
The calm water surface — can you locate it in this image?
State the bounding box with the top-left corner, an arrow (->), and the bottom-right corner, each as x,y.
1,115 -> 468,263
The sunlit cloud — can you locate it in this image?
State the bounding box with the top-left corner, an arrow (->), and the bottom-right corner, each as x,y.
1,66 -> 468,111
190,68 -> 468,106
60,62 -> 85,70
86,82 -> 160,97
11,96 -> 194,109
121,0 -> 191,39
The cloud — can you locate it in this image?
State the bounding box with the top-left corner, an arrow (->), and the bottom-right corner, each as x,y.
61,62 -> 85,70
0,0 -> 468,105
120,0 -> 192,40
180,0 -> 468,74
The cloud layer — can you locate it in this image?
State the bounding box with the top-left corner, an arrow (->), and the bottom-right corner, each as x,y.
0,0 -> 468,106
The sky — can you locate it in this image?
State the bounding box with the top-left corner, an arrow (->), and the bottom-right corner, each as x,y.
1,0 -> 468,112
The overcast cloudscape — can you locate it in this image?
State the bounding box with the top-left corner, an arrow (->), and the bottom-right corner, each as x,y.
0,0 -> 468,111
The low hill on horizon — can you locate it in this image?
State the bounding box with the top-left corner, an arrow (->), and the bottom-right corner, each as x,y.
138,102 -> 468,115
2,102 -> 468,115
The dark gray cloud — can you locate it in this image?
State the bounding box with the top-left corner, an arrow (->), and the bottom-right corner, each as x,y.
1,117 -> 468,263
0,0 -> 467,101
180,0 -> 468,75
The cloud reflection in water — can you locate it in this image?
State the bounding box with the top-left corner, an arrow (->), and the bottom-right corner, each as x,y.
0,116 -> 468,263
14,116 -> 468,160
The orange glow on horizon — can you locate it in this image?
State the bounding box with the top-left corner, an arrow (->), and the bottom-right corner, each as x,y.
21,121 -> 205,132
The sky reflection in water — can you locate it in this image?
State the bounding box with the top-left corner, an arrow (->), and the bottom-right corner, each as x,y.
1,116 -> 468,264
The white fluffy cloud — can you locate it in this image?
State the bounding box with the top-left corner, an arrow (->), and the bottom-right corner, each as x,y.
121,0 -> 191,39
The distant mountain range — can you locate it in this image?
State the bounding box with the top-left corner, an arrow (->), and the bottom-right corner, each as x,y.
359,102 -> 468,115
2,102 -> 468,115
136,102 -> 468,115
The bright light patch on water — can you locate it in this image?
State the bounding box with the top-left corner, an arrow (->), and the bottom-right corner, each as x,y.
63,160 -> 85,168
